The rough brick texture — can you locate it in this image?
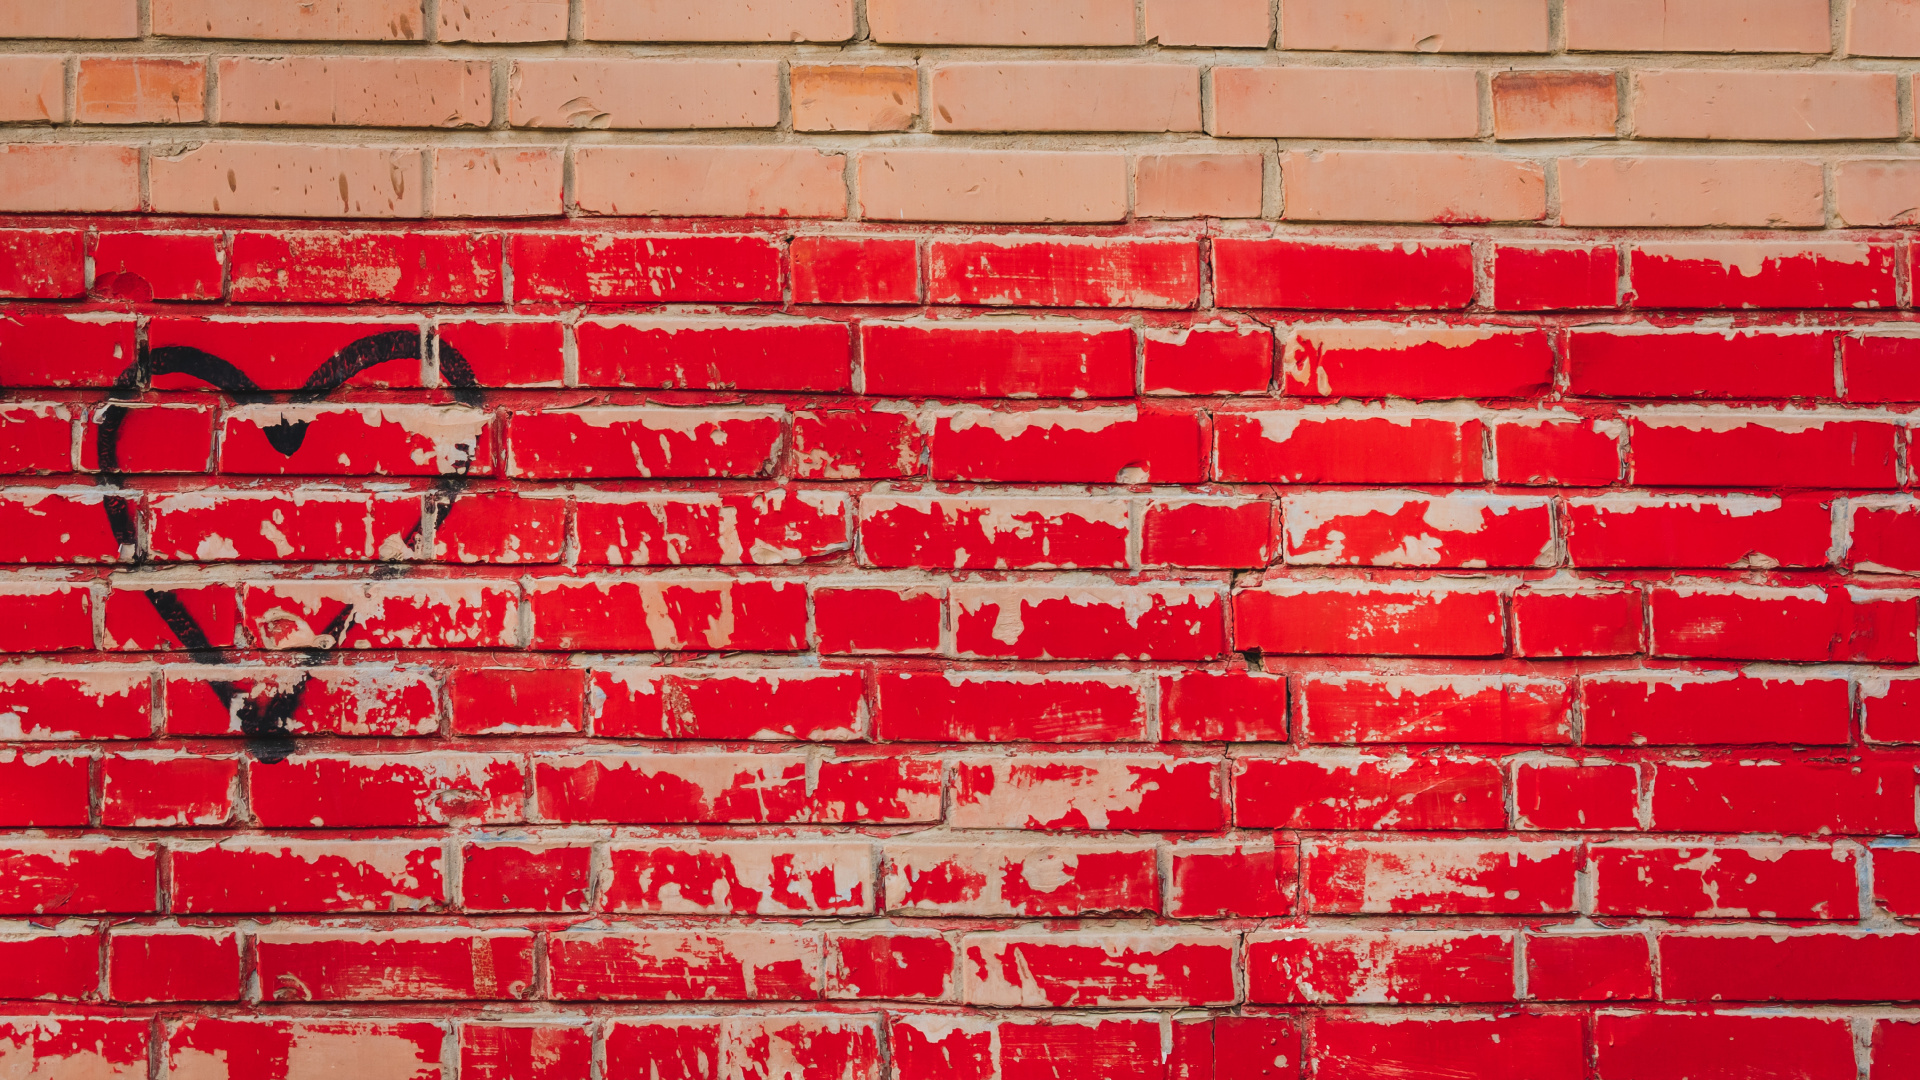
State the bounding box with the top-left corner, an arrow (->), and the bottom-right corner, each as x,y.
2,1 -> 1920,1078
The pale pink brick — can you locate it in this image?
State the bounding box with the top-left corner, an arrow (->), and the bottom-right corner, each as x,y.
1632,71 -> 1898,141
1849,0 -> 1920,56
930,62 -> 1201,133
1565,0 -> 1831,52
791,65 -> 918,132
1145,0 -> 1270,47
0,0 -> 137,37
573,146 -> 847,218
1284,0 -> 1550,52
582,0 -> 854,41
508,59 -> 779,129
439,0 -> 567,42
217,57 -> 490,128
858,150 -> 1127,223
149,143 -> 425,218
1558,157 -> 1825,228
152,0 -> 425,40
1135,154 -> 1264,219
1492,71 -> 1618,140
76,57 -> 206,124
1210,67 -> 1479,139
432,148 -> 563,218
1836,159 -> 1920,227
1284,150 -> 1546,224
0,56 -> 65,123
868,0 -> 1136,44
0,143 -> 139,213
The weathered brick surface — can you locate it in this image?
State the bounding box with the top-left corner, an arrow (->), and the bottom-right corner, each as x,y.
3,2 -> 1920,1076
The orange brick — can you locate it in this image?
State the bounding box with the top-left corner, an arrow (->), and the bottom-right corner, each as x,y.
0,56 -> 65,123
507,59 -> 779,129
867,0 -> 1136,45
858,150 -> 1128,223
1135,154 -> 1264,219
151,0 -> 425,40
1210,67 -> 1478,139
0,0 -> 136,37
1633,71 -> 1898,141
1145,0 -> 1270,47
573,146 -> 847,218
1565,0 -> 1831,52
217,57 -> 489,128
432,147 -> 563,218
930,62 -> 1201,133
1283,149 -> 1546,223
791,65 -> 918,132
149,142 -> 425,217
439,0 -> 567,41
582,0 -> 854,41
0,143 -> 139,212
1558,157 -> 1825,228
1849,0 -> 1920,57
1835,159 -> 1920,227
76,57 -> 206,125
1492,71 -> 1617,140
1284,0 -> 1550,52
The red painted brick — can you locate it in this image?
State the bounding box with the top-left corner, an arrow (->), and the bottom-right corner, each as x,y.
1307,839 -> 1580,914
528,576 -> 806,652
827,932 -> 955,1000
506,407 -> 781,480
0,750 -> 88,826
1168,839 -> 1296,918
448,667 -> 581,735
461,843 -> 591,913
1281,324 -> 1554,399
0,667 -> 148,740
1865,677 -> 1920,744
1628,410 -> 1902,489
0,585 -> 96,653
150,491 -> 419,563
604,839 -> 873,915
1248,931 -> 1515,1004
108,930 -> 241,1003
163,665 -> 436,738
256,930 -> 535,1001
950,754 -> 1223,830
510,232 -> 783,303
605,1016 -> 879,1080
863,319 -> 1135,398
220,404 -> 491,476
91,232 -> 223,302
1492,413 -> 1624,485
1876,1021 -> 1920,1080
1142,497 -> 1277,568
434,491 -> 564,564
435,320 -> 563,388
1313,1015 -> 1583,1080
1142,323 -> 1273,395
169,839 -> 447,913
1213,239 -> 1476,310
1216,410 -> 1487,483
101,751 -> 237,827
534,753 -> 941,824
0,931 -> 100,1001
1159,668 -> 1289,742
103,583 -> 238,651
0,489 -> 132,563
1493,244 -> 1619,310
166,1019 -> 445,1080
813,584 -> 943,654
790,408 -> 925,479
0,404 -> 74,474
0,841 -> 156,914
860,493 -> 1128,570
1650,584 -> 1917,663
147,317 -> 424,391
1238,754 -> 1506,830
1629,242 -> 1898,309
229,230 -> 502,304
1525,933 -> 1653,1001
1593,843 -> 1859,919
931,405 -> 1208,483
590,666 -> 863,740
1235,582 -> 1506,656
1582,672 -> 1852,745
249,753 -> 524,827
999,1019 -> 1182,1080
1299,674 -> 1571,744
876,670 -> 1146,742
791,236 -> 920,305
885,839 -> 1159,916
1514,760 -> 1642,830
952,583 -> 1224,661
239,580 -> 519,650
1566,493 -> 1833,568
1651,758 -> 1917,835
577,317 -> 851,391
1596,1013 -> 1857,1080
1512,585 -> 1645,657
0,312 -> 136,387
962,932 -> 1235,1006
0,230 -> 83,298
547,930 -> 820,1000
0,1019 -> 147,1079
1283,491 -> 1554,567
1568,328 -> 1839,399
461,1025 -> 592,1080
928,238 -> 1200,308
576,490 -> 848,566
1844,331 -> 1920,402
1662,932 -> 1920,1001
1851,498 -> 1920,573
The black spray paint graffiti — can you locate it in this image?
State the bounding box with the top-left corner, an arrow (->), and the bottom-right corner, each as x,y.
95,330 -> 483,762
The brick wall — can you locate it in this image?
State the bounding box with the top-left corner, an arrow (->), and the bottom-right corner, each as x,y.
2,1 -> 1920,1078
